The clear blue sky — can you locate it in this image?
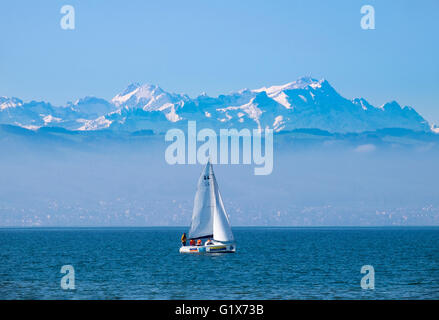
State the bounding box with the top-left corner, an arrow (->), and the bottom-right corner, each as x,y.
1,0 -> 438,124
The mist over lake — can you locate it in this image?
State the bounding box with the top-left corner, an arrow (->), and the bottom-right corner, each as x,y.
1,127 -> 438,227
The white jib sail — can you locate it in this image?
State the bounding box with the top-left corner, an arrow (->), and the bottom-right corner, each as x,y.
212,172 -> 234,242
188,161 -> 234,242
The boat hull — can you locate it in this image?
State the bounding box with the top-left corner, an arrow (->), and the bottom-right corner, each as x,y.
179,242 -> 236,254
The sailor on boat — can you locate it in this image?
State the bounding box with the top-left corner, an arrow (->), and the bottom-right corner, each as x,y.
179,160 -> 236,254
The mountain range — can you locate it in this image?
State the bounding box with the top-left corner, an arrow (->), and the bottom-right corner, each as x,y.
0,77 -> 435,134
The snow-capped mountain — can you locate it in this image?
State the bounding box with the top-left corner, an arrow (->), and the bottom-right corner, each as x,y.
0,77 -> 433,133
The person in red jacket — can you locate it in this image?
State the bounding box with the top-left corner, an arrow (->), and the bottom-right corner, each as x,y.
189,239 -> 195,246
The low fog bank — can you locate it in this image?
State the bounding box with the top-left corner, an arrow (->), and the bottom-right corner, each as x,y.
1,131 -> 439,226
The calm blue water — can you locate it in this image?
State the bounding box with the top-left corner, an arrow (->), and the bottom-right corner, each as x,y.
0,227 -> 438,299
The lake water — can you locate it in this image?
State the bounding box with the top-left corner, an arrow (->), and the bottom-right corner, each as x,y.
0,227 -> 438,299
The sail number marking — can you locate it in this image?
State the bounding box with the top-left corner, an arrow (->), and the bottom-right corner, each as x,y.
203,174 -> 210,186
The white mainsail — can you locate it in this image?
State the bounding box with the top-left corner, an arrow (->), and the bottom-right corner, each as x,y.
188,161 -> 234,242
188,162 -> 214,239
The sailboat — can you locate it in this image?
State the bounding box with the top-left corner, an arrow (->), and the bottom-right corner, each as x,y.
179,161 -> 236,254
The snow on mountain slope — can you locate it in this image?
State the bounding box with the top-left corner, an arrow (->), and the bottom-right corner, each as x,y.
69,97 -> 117,118
0,97 -> 116,130
0,97 -> 23,110
111,83 -> 190,111
0,78 -> 432,133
